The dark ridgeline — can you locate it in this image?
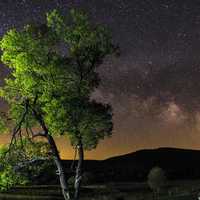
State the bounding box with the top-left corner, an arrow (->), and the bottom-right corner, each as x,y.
39,147 -> 200,184
100,147 -> 200,181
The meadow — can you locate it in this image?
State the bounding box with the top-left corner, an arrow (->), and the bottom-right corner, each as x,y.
0,180 -> 199,200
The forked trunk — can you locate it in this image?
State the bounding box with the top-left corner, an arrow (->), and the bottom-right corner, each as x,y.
74,139 -> 84,200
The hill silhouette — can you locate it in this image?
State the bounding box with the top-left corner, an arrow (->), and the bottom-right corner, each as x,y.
71,147 -> 200,182
41,147 -> 200,184
99,147 -> 200,181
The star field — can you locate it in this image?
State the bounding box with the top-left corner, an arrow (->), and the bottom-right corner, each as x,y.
1,0 -> 200,159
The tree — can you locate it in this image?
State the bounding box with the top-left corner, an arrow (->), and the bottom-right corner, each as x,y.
147,166 -> 167,199
0,9 -> 116,200
46,9 -> 115,199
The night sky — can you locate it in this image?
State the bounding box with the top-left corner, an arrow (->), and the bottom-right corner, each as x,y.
1,0 -> 200,159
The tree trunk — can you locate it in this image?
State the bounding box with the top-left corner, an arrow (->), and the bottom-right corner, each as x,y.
31,108 -> 71,200
74,139 -> 84,200
45,134 -> 71,200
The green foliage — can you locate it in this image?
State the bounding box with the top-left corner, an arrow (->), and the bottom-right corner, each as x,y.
45,9 -> 114,150
0,116 -> 8,134
0,165 -> 27,191
0,9 -> 114,151
67,101 -> 113,150
0,139 -> 52,191
47,9 -> 113,58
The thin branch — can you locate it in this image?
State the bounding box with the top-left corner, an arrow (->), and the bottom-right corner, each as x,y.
13,157 -> 50,171
70,145 -> 78,172
9,99 -> 29,151
0,111 -> 12,121
32,131 -> 46,139
29,127 -> 35,137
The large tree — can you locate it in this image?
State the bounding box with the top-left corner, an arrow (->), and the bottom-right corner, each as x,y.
46,10 -> 116,199
0,9 -> 116,200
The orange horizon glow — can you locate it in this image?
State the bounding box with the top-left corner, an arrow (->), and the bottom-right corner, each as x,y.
1,127 -> 200,160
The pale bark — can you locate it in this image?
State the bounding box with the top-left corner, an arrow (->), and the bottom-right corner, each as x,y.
74,139 -> 84,200
46,134 -> 71,200
32,108 -> 71,200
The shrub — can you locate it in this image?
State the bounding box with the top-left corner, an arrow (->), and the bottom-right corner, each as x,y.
82,172 -> 96,185
147,166 -> 167,194
68,171 -> 96,187
0,139 -> 52,191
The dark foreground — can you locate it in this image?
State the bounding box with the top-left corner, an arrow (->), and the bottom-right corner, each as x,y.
0,180 -> 200,200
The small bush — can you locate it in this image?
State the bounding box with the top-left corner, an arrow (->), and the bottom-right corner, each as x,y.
68,171 -> 96,186
147,166 -> 167,193
0,139 -> 52,191
82,172 -> 96,185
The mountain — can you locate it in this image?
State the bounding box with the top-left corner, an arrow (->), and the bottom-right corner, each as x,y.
50,148 -> 200,184
104,147 -> 200,171
99,147 -> 200,181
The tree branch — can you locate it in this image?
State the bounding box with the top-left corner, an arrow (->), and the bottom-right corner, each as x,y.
32,131 -> 46,138
9,99 -> 29,151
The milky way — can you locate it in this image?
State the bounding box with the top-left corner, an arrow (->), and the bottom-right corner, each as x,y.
1,0 -> 200,159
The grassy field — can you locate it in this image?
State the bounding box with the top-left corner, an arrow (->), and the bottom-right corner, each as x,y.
0,180 -> 199,199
